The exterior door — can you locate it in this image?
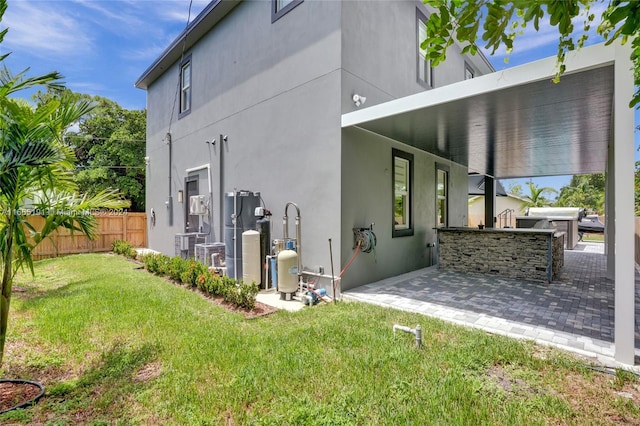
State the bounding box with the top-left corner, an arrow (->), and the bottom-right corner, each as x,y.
185,176 -> 199,233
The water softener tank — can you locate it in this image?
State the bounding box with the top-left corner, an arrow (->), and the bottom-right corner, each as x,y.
242,230 -> 261,285
277,249 -> 298,296
224,191 -> 261,280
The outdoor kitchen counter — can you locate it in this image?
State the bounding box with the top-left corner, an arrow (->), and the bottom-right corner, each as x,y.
436,227 -> 564,283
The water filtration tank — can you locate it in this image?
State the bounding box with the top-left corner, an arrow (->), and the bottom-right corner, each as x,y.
224,191 -> 261,280
277,249 -> 298,295
256,217 -> 271,288
242,230 -> 261,285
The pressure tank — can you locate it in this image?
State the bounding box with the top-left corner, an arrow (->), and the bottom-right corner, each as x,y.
242,230 -> 261,285
277,249 -> 298,295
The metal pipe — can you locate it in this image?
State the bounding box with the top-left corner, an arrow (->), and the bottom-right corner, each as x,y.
393,324 -> 422,349
219,135 -> 225,243
167,132 -> 173,226
233,189 -> 237,281
329,238 -> 337,303
283,202 -> 302,293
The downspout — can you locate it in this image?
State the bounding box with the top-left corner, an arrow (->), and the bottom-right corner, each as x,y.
167,132 -> 173,226
219,135 -> 226,242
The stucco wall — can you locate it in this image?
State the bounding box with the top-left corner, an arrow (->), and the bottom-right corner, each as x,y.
340,126 -> 468,290
145,0 -> 343,272
339,0 -> 493,114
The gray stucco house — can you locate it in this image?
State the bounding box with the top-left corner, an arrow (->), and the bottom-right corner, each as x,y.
135,0 -> 493,289
137,0 -> 636,364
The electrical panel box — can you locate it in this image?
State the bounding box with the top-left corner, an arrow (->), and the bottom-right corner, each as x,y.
189,195 -> 208,215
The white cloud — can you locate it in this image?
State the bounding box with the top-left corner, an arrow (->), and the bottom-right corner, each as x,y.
3,0 -> 94,58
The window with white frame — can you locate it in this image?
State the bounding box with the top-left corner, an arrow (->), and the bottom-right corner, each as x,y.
465,64 -> 475,80
417,9 -> 432,88
180,56 -> 191,117
393,149 -> 413,237
272,0 -> 303,22
436,166 -> 448,227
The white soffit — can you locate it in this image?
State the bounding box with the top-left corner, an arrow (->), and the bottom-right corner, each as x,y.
342,42 -> 619,179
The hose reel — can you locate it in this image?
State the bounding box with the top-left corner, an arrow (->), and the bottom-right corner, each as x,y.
353,223 -> 376,253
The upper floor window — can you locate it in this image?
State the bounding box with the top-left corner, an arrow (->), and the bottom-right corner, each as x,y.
465,64 -> 475,80
272,0 -> 303,23
179,55 -> 192,117
417,9 -> 432,88
393,149 -> 414,237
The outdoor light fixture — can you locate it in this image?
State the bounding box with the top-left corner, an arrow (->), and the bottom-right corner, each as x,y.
177,190 -> 184,203
352,94 -> 366,107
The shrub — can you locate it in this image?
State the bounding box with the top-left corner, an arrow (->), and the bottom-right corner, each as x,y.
143,253 -> 170,275
180,259 -> 207,287
155,254 -> 172,276
112,240 -> 137,259
167,257 -> 187,282
138,252 -> 258,310
238,281 -> 259,310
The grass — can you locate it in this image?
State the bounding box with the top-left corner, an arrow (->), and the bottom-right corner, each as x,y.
1,253 -> 639,424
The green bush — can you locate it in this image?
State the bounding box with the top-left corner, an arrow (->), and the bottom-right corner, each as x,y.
143,253 -> 170,275
179,259 -> 208,287
167,257 -> 187,282
139,252 -> 258,310
112,240 -> 137,259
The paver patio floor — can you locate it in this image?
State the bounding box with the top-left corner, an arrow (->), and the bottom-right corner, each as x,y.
344,242 -> 640,365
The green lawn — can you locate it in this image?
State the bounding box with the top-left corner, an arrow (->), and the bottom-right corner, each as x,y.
1,254 -> 638,425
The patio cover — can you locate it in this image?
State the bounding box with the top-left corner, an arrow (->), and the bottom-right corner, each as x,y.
468,173 -> 507,196
342,41 -> 636,365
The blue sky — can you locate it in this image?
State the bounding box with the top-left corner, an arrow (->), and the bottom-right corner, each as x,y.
1,0 -> 637,193
1,0 -> 209,110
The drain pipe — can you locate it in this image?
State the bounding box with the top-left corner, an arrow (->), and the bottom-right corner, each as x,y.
393,324 -> 422,349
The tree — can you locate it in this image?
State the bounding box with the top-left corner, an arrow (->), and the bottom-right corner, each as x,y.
522,182 -> 557,208
636,159 -> 640,215
0,2 -> 128,364
555,173 -> 605,213
507,182 -> 523,196
422,0 -> 640,107
34,90 -> 146,212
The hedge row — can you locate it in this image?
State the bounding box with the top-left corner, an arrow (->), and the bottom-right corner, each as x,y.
111,240 -> 259,310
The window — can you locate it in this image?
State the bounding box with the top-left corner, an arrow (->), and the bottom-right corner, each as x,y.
179,56 -> 191,117
272,0 -> 303,22
417,10 -> 432,88
465,64 -> 475,80
393,149 -> 413,237
436,165 -> 449,228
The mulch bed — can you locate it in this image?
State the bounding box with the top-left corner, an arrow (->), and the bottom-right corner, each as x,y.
0,381 -> 42,413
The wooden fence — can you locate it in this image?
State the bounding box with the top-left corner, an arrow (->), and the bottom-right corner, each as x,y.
30,213 -> 147,261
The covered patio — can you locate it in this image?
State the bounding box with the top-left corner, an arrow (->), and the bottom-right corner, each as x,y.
341,41 -> 636,364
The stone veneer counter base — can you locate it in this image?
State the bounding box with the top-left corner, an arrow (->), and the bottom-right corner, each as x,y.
437,227 -> 564,283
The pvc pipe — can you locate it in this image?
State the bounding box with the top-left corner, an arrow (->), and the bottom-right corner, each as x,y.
393,324 -> 422,349
233,189 -> 237,281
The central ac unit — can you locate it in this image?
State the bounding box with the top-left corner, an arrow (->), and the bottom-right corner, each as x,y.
189,195 -> 208,215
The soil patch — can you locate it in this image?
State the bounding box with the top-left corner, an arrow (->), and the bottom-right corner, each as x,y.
0,381 -> 42,412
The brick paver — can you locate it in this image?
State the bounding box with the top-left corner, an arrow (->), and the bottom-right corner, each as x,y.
344,242 -> 640,366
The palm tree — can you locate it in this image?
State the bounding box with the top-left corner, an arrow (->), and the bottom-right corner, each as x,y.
522,182 -> 558,208
0,1 -> 128,364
